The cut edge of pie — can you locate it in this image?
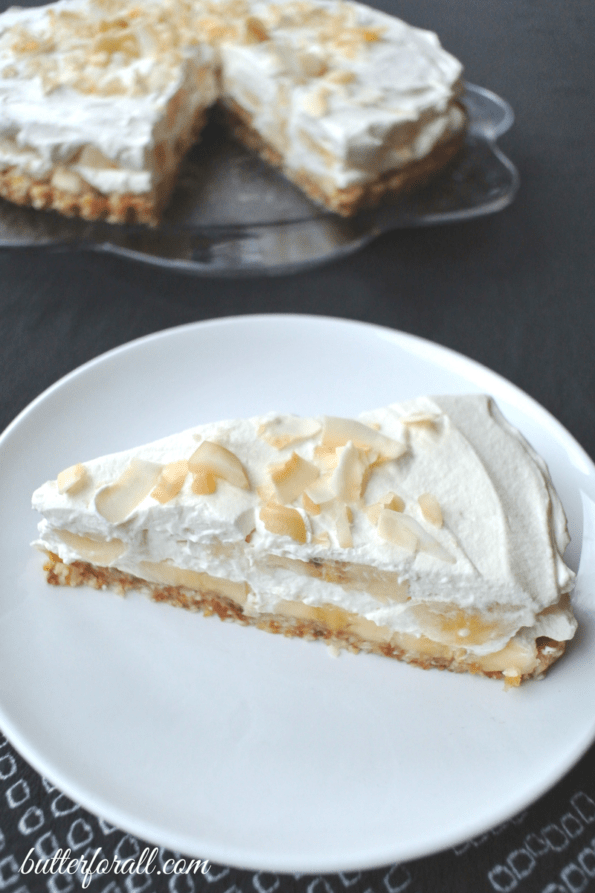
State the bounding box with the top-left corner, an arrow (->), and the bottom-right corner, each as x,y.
0,106 -> 209,227
217,97 -> 467,218
42,550 -> 568,688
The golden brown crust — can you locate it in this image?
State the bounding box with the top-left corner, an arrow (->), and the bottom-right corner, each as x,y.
218,98 -> 467,217
43,551 -> 566,685
0,168 -> 159,225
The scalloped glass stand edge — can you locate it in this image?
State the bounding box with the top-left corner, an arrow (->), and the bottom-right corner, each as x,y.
0,83 -> 519,277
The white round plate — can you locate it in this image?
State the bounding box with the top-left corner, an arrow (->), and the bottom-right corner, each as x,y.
0,314 -> 594,873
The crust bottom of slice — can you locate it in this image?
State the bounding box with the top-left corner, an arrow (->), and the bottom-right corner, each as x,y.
0,106 -> 209,226
43,551 -> 566,686
218,98 -> 467,217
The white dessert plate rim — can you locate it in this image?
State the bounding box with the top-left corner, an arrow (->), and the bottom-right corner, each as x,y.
0,313 -> 593,874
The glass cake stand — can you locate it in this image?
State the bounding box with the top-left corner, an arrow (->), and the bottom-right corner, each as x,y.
0,83 -> 519,276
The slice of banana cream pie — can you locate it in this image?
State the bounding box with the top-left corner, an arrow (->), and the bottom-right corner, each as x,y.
31,395 -> 577,685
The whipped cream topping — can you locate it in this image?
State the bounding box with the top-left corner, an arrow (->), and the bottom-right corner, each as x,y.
0,0 -> 464,197
217,0 -> 465,188
0,0 -> 218,194
32,395 -> 576,660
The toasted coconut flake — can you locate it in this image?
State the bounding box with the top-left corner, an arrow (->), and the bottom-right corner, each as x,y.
321,416 -> 406,459
304,472 -> 335,507
377,510 -> 418,553
302,86 -> 329,117
56,529 -> 126,565
188,441 -> 250,490
298,50 -> 328,77
197,16 -> 232,41
245,15 -> 268,42
325,68 -> 355,85
418,492 -> 443,527
313,444 -> 339,470
302,492 -> 321,516
330,500 -> 353,548
259,502 -> 308,544
57,463 -> 88,495
366,491 -> 405,525
384,491 -> 405,512
257,415 -> 321,449
151,460 -> 189,504
268,452 -> 319,504
360,459 -> 378,496
191,471 -> 216,495
377,511 -> 454,563
95,459 -> 162,523
329,441 -> 367,502
256,481 -> 276,503
365,504 -> 382,525
361,26 -> 385,41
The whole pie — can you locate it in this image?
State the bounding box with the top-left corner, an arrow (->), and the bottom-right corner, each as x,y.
0,0 -> 466,223
32,395 -> 577,685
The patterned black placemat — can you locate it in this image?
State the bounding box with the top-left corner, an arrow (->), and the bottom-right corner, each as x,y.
1,731 -> 595,893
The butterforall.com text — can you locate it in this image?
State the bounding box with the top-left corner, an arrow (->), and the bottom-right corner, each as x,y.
20,845 -> 210,888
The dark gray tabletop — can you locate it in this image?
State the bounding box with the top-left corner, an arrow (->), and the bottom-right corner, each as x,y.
0,0 -> 594,891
